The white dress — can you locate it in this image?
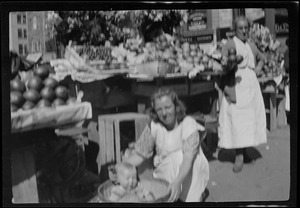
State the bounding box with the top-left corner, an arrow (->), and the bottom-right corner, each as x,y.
134,116 -> 209,202
218,37 -> 267,149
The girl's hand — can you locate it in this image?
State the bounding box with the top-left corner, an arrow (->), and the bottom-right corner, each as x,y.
167,180 -> 182,202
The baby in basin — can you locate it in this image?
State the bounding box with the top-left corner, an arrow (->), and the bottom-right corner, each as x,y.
109,162 -> 155,202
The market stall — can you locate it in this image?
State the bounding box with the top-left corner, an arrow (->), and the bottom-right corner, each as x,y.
9,54 -> 99,203
11,102 -> 93,203
249,23 -> 289,131
127,71 -> 225,117
9,8 -> 290,203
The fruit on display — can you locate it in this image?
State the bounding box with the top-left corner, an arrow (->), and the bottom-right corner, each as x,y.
34,65 -> 50,80
52,98 -> 65,107
36,99 -> 52,108
23,89 -> 42,104
22,100 -> 36,110
10,91 -> 25,107
55,86 -> 69,101
74,45 -> 114,70
10,78 -> 26,93
27,76 -> 44,92
228,54 -> 237,63
76,45 -> 112,62
40,87 -> 56,102
261,51 -> 284,78
10,64 -> 73,112
44,77 -> 59,89
176,40 -> 216,72
228,48 -> 237,55
69,32 -> 228,74
220,50 -> 244,72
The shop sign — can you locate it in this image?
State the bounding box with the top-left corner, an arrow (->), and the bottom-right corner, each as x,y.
275,8 -> 288,37
275,16 -> 289,37
188,10 -> 207,31
181,34 -> 213,44
216,27 -> 235,41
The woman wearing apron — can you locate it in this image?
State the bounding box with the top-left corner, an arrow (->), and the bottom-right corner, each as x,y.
218,16 -> 267,173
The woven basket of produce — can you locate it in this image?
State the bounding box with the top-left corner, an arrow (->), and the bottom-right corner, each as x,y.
92,177 -> 170,203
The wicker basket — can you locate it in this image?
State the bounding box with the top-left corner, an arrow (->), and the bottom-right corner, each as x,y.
93,178 -> 170,203
135,61 -> 175,77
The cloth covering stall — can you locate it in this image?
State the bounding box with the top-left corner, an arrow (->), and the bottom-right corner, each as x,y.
11,102 -> 93,203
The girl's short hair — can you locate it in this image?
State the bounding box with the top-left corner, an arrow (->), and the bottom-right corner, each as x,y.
146,88 -> 186,123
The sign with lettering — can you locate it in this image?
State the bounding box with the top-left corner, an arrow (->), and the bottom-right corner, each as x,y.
216,27 -> 235,41
275,16 -> 288,37
181,34 -> 214,44
275,8 -> 288,37
188,10 -> 207,31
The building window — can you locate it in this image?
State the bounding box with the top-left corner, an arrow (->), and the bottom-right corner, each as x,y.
32,41 -> 41,53
19,44 -> 23,55
36,41 -> 41,52
31,41 -> 35,53
18,29 -> 22,38
23,29 -> 27,38
22,14 -> 26,24
33,16 -> 37,30
35,41 -> 38,52
24,44 -> 28,54
17,14 -> 22,24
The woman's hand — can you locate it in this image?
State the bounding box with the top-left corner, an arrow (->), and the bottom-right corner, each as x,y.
167,180 -> 182,202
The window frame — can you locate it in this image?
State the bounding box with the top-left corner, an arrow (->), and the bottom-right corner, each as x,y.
22,14 -> 26,24
24,44 -> 28,54
33,16 -> 37,30
19,44 -> 23,55
32,41 -> 35,53
17,14 -> 22,24
17,28 -> 22,38
23,29 -> 27,38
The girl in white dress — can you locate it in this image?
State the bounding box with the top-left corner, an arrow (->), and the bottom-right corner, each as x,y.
124,88 -> 209,202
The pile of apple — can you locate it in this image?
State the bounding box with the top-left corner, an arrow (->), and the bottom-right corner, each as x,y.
76,45 -> 112,62
172,41 -> 217,73
10,65 -> 76,112
260,51 -> 285,78
220,48 -> 244,72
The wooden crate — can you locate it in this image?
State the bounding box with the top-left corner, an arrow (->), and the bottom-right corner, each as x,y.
97,113 -> 150,174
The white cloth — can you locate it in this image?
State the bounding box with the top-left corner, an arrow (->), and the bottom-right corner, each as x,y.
273,74 -> 283,86
234,36 -> 255,70
150,116 -> 209,202
218,37 -> 267,149
285,85 -> 290,112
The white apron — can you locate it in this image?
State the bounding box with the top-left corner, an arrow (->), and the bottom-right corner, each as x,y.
151,116 -> 209,202
218,37 -> 267,149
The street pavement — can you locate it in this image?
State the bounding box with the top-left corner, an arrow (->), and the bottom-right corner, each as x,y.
205,124 -> 292,205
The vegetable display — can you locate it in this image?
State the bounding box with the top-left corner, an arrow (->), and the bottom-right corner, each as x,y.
10,64 -> 77,112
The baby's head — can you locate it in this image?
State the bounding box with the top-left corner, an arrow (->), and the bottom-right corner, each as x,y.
115,162 -> 138,190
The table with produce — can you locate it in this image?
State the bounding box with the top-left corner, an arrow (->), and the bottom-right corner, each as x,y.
56,33 -> 227,115
248,23 -> 289,131
10,61 -> 93,203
